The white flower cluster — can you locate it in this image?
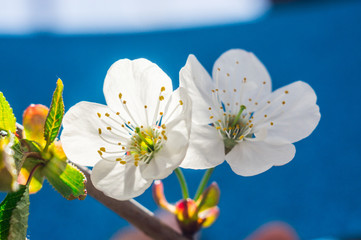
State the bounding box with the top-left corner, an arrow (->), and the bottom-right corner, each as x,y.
61,49 -> 320,200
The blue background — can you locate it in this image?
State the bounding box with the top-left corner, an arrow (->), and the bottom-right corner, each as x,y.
1,0 -> 361,239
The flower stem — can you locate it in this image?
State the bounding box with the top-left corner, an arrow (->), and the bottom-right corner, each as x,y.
174,168 -> 189,199
26,163 -> 43,186
194,168 -> 215,201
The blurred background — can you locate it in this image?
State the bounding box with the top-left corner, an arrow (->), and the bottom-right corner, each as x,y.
1,0 -> 361,239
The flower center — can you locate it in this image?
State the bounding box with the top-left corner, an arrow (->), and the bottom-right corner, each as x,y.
127,126 -> 165,165
211,105 -> 253,154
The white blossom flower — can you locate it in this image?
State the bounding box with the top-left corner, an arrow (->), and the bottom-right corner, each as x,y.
61,58 -> 191,200
179,49 -> 320,176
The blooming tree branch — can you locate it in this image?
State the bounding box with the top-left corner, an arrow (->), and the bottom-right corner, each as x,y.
15,123 -> 189,240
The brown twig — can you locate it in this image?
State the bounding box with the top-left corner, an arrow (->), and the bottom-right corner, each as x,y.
78,165 -> 190,240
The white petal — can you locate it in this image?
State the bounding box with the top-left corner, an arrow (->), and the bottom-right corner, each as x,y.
180,54 -> 215,125
225,141 -> 295,176
180,123 -> 225,169
91,160 -> 153,200
212,49 -> 272,106
61,102 -> 125,167
253,81 -> 320,144
161,87 -> 191,129
103,58 -> 173,126
140,88 -> 192,179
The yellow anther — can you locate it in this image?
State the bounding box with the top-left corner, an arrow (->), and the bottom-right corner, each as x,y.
161,86 -> 166,92
97,113 -> 101,118
159,112 -> 163,115
106,127 -> 112,130
122,147 -> 125,150
223,128 -> 227,131
285,90 -> 289,94
119,93 -> 122,99
250,124 -> 253,128
255,102 -> 258,105
140,125 -> 143,128
159,96 -> 165,101
161,130 -> 166,135
97,150 -> 102,156
234,89 -> 237,92
267,101 -> 271,104
118,142 -> 121,145
282,101 -> 286,105
161,124 -> 166,129
239,135 -> 244,140
105,113 -> 110,117
134,161 -> 139,167
218,120 -> 221,123
216,89 -> 219,91
100,147 -> 106,152
236,124 -> 240,128
270,122 -> 274,126
144,105 -> 148,109
212,90 -> 215,93
123,100 -> 127,104
121,124 -> 125,127
217,67 -> 220,71
226,73 -> 230,77
227,103 -> 230,106
216,126 -> 221,130
116,158 -> 122,161
236,61 -> 239,64
264,114 -> 267,118
263,81 -> 266,85
116,112 -> 120,115
210,116 -> 214,119
228,127 -> 232,130
249,98 -> 252,101
163,135 -> 168,140
209,107 -> 212,110
98,128 -> 102,134
179,100 -> 183,105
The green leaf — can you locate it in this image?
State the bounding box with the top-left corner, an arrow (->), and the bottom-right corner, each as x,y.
0,92 -> 16,133
42,157 -> 87,200
11,142 -> 23,173
0,185 -> 30,240
196,182 -> 220,213
44,79 -> 64,151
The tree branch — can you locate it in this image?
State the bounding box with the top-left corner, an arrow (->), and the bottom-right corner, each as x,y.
78,165 -> 189,240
